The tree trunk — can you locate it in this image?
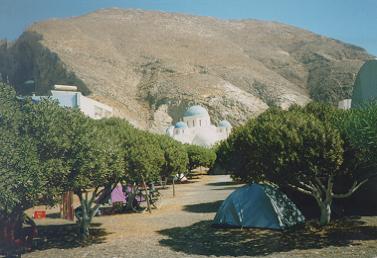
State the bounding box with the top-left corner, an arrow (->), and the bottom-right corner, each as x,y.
160,176 -> 168,189
159,176 -> 165,189
0,213 -> 23,247
62,191 -> 74,221
289,176 -> 339,226
319,174 -> 335,226
78,192 -> 94,240
77,186 -> 114,239
6,221 -> 16,243
80,216 -> 90,239
319,201 -> 332,226
164,177 -> 168,189
172,177 -> 175,197
79,203 -> 90,239
126,185 -> 136,211
141,176 -> 152,214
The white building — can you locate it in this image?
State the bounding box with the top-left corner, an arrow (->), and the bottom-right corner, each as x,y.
338,60 -> 377,110
32,85 -> 113,119
166,105 -> 232,147
338,99 -> 352,110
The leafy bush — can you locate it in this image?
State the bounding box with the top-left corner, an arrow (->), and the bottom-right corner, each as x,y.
185,144 -> 216,173
0,85 -> 50,243
217,104 -> 376,225
157,135 -> 189,179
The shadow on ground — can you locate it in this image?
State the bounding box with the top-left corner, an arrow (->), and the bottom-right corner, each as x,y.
33,222 -> 108,250
46,212 -> 61,219
0,223 -> 109,257
206,181 -> 242,187
183,200 -> 223,213
158,218 -> 377,257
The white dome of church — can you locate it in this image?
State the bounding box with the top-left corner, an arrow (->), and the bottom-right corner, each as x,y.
219,120 -> 232,128
184,105 -> 209,117
166,105 -> 232,147
175,121 -> 188,128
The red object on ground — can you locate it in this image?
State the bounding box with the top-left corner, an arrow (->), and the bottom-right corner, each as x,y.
33,210 -> 46,219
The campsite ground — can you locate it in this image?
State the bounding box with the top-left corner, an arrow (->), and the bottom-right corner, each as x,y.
20,175 -> 377,258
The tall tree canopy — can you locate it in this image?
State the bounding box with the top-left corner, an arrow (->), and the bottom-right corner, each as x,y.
20,99 -> 126,238
217,105 -> 375,225
157,135 -> 189,179
185,145 -> 216,172
0,84 -> 49,244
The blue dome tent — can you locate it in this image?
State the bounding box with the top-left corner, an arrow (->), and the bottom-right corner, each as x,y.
213,184 -> 305,230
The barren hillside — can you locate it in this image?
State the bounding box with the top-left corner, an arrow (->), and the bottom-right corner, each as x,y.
22,8 -> 373,131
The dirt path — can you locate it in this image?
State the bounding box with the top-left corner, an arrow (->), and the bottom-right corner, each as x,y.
23,175 -> 377,258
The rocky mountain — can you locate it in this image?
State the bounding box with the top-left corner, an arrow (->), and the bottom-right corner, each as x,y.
9,9 -> 375,131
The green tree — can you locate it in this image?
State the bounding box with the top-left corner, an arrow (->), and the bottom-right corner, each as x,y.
0,83 -> 49,244
302,102 -> 371,188
0,82 -> 22,130
157,136 -> 189,179
20,99 -> 124,239
341,103 -> 377,162
218,107 -> 373,225
71,119 -> 125,238
185,145 -> 216,173
20,98 -> 75,199
0,129 -> 43,243
125,133 -> 165,183
123,133 -> 165,212
214,125 -> 250,180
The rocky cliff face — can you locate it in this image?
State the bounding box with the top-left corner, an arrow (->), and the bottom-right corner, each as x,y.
24,8 -> 373,131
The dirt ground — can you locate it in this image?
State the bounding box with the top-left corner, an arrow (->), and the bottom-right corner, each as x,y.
5,175 -> 377,258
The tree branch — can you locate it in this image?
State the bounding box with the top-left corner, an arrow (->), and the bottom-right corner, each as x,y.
315,177 -> 326,193
332,179 -> 369,199
289,181 -> 323,206
308,181 -> 325,204
89,187 -> 99,206
297,180 -> 315,191
95,182 -> 117,204
325,174 -> 335,202
288,184 -> 312,196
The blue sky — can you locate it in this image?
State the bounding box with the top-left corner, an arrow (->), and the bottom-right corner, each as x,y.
0,0 -> 376,55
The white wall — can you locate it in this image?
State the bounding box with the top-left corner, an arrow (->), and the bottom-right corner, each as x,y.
338,99 -> 352,110
183,116 -> 211,128
79,95 -> 113,119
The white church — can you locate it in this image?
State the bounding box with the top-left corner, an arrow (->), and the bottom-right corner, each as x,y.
166,105 -> 232,147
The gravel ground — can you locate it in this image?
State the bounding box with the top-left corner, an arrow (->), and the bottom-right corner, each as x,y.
11,175 -> 377,257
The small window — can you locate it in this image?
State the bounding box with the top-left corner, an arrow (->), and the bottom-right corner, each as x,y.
193,120 -> 195,127
94,106 -> 103,118
199,120 -> 202,126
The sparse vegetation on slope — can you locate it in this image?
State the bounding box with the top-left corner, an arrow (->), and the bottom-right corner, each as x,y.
2,9 -> 374,130
0,32 -> 89,96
